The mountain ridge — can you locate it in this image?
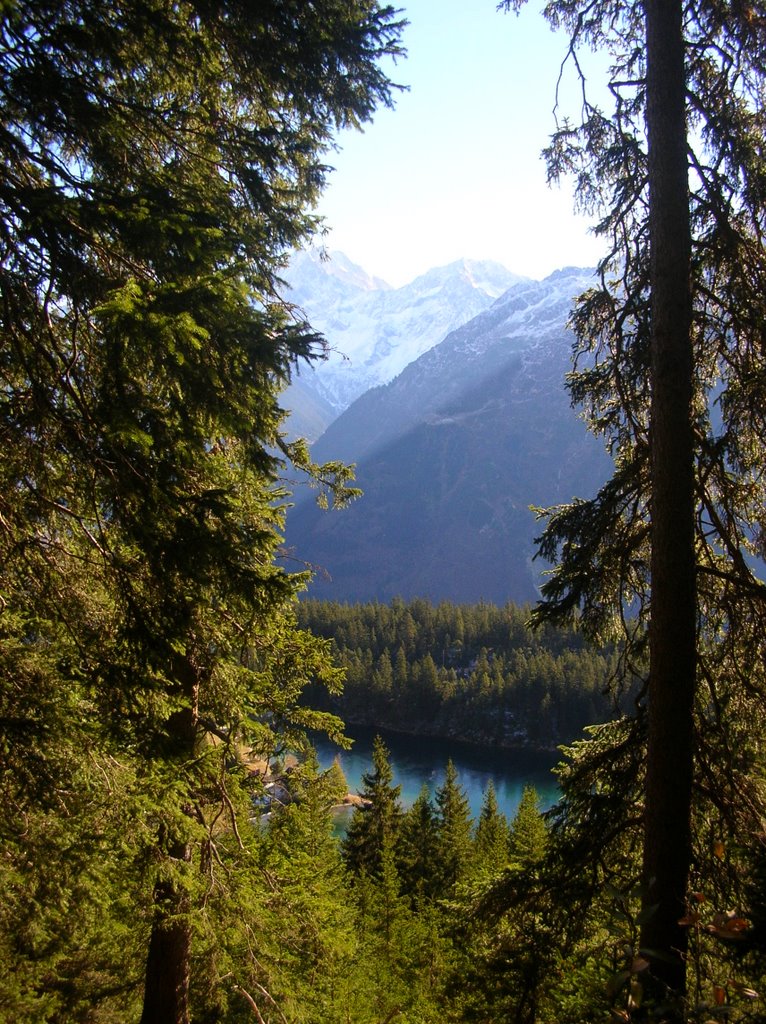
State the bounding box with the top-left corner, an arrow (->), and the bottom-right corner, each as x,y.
282,249 -> 527,425
285,265 -> 612,605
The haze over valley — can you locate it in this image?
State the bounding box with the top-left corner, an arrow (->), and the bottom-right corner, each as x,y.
283,251 -> 611,605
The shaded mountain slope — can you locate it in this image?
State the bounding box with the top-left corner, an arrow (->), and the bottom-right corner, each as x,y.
285,268 -> 612,605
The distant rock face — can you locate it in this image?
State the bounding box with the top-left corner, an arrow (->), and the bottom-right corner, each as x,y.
281,249 -> 525,432
283,266 -> 613,606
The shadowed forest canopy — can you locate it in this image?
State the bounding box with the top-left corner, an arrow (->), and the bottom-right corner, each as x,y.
297,597 -> 623,747
0,1 -> 403,1021
3,0 -> 766,1022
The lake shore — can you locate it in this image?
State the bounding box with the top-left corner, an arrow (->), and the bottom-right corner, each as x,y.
313,722 -> 560,821
335,714 -> 562,756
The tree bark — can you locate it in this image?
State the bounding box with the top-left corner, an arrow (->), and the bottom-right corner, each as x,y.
140,866 -> 192,1024
640,0 -> 696,1005
141,689 -> 198,1024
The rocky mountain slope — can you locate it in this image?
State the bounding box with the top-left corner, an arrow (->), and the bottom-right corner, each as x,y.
281,249 -> 524,434
284,267 -> 612,605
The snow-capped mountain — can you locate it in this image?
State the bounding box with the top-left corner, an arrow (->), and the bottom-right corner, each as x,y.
285,267 -> 613,605
304,266 -> 598,466
283,249 -> 525,421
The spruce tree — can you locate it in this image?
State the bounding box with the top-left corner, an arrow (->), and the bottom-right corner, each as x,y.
508,785 -> 547,867
641,1 -> 696,995
434,760 -> 474,891
259,754 -> 356,1023
342,735 -> 403,879
398,784 -> 441,900
0,2 -> 404,1020
475,781 -> 510,876
352,834 -> 443,1024
324,756 -> 350,808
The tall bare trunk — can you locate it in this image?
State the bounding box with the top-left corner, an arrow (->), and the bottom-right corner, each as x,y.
641,0 -> 696,1005
140,862 -> 192,1024
141,692 -> 198,1024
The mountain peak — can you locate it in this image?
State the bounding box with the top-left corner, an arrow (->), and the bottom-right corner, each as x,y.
285,270 -> 611,605
288,247 -> 391,293
284,251 -> 524,413
543,265 -> 595,282
405,258 -> 527,297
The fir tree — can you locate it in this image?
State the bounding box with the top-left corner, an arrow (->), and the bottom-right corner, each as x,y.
342,735 -> 403,879
353,834 -> 446,1024
434,760 -> 474,891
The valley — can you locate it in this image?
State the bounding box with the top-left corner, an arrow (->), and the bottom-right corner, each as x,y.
282,254 -> 612,604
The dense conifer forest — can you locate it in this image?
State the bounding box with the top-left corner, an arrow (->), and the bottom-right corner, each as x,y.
3,0 -> 766,1022
297,598 -> 622,747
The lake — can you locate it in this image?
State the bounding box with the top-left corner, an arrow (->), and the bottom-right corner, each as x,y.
313,724 -> 561,825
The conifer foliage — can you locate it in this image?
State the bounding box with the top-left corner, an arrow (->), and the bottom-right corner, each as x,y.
398,785 -> 441,899
0,2 -> 403,1021
503,0 -> 766,1014
508,784 -> 547,867
342,734 -> 404,879
299,597 -> 620,748
434,759 -> 474,891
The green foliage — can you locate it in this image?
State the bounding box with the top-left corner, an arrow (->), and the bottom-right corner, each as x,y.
342,735 -> 403,879
5,0 -> 766,1018
324,756 -> 350,807
256,757 -> 358,1024
398,785 -> 442,901
0,0 -> 404,1019
298,597 -> 622,748
474,781 -> 510,876
508,784 -> 548,867
434,760 -> 474,892
500,0 -> 766,1012
351,837 -> 447,1024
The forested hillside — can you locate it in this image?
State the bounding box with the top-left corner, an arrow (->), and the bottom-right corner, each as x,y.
3,1 -> 766,1022
298,599 -> 621,747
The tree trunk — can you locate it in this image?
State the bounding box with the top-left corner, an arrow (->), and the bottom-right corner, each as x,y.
140,866 -> 192,1024
640,0 -> 696,1006
141,689 -> 198,1024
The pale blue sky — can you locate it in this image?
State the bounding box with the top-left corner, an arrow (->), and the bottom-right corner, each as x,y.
314,0 -> 608,286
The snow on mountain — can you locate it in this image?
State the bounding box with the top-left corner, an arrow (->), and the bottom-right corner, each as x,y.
287,247 -> 391,298
285,265 -> 610,606
309,265 -> 597,466
419,266 -> 596,388
284,249 -> 526,413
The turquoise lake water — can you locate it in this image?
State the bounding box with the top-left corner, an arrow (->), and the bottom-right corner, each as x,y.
312,723 -> 561,825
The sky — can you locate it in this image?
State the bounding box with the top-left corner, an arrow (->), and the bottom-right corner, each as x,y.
313,0 -> 610,287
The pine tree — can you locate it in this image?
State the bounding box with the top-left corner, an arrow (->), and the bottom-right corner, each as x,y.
0,2 -> 405,1020
342,735 -> 403,879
